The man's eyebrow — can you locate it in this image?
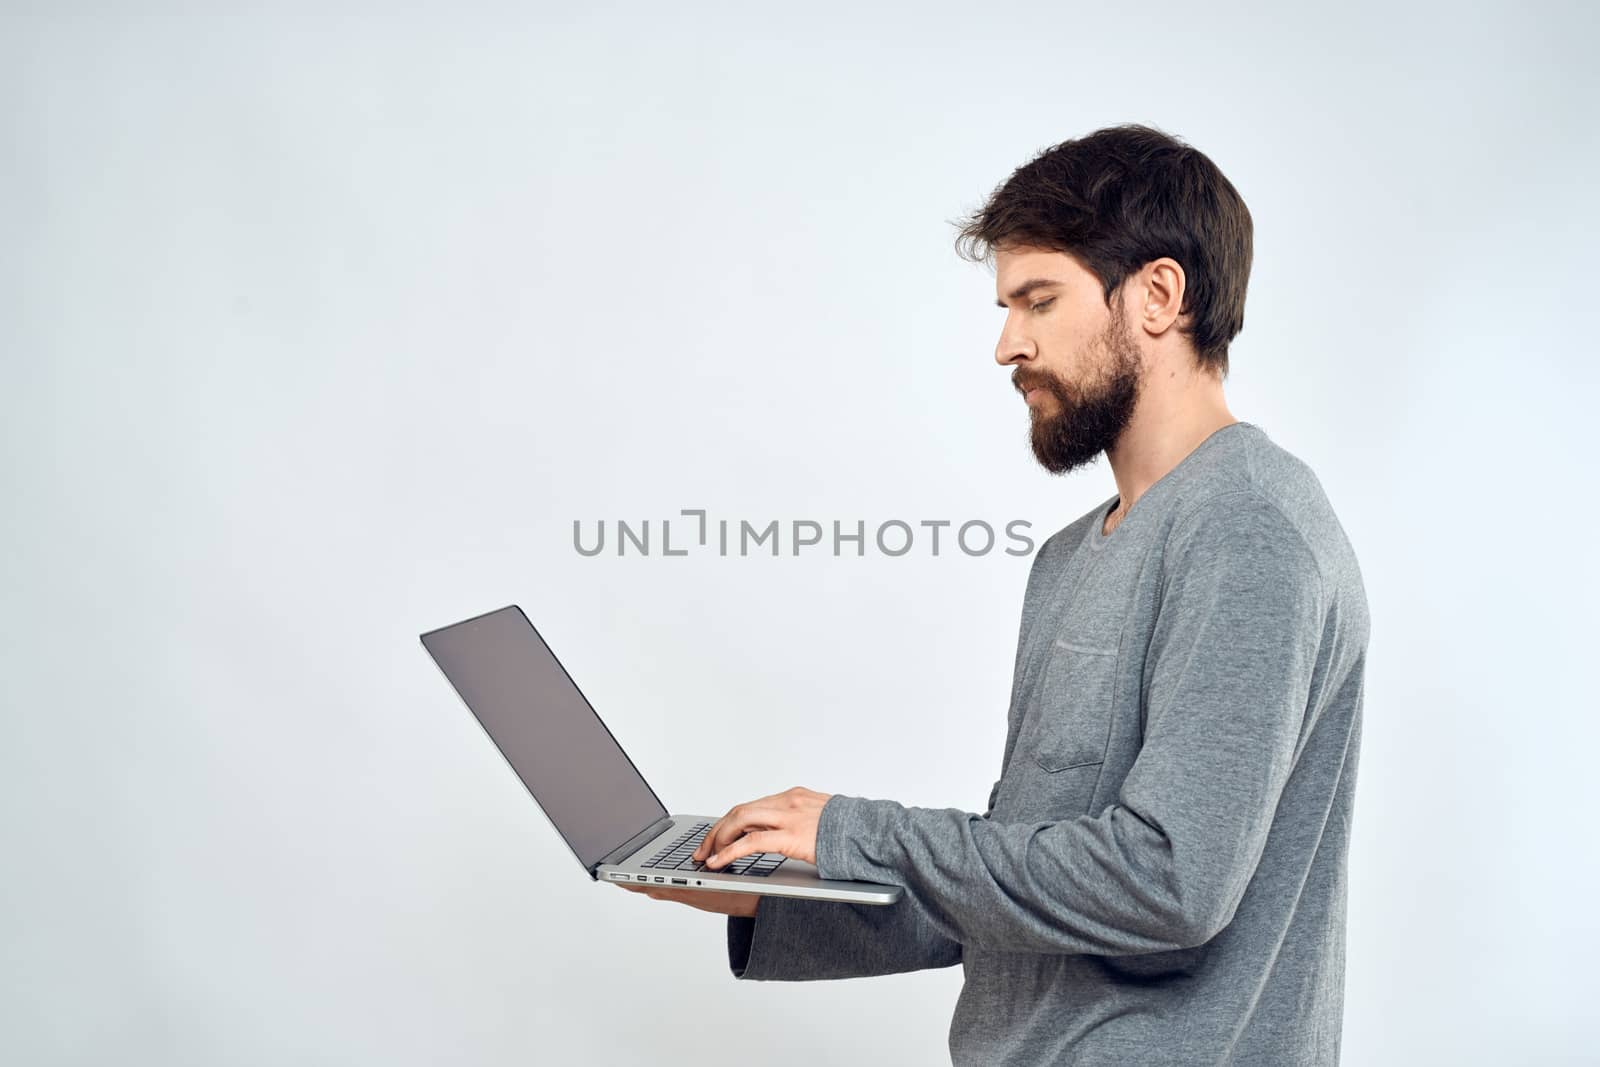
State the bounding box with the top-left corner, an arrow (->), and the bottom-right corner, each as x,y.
995,278 -> 1062,308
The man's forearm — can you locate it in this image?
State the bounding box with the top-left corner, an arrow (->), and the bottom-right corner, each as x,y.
728,891 -> 962,981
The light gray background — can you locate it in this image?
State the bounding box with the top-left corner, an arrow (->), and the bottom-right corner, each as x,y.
4,4 -> 1597,1064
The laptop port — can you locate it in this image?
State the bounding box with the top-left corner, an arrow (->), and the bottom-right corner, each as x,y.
671,878 -> 688,885
654,877 -> 665,883
636,875 -> 648,882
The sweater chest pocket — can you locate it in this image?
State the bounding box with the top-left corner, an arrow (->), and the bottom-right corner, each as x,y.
1029,640 -> 1119,774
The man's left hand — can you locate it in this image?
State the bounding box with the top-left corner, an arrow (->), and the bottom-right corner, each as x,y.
693,786 -> 833,869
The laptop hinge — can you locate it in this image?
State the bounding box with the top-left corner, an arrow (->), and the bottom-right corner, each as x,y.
592,816 -> 675,876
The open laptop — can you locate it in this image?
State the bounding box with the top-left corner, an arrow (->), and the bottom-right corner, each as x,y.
420,605 -> 902,905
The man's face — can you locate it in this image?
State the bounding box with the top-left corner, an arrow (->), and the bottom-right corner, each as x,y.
992,245 -> 1144,474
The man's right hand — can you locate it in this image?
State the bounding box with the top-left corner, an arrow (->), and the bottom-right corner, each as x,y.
616,883 -> 761,918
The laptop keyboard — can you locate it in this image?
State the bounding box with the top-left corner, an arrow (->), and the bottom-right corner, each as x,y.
639,822 -> 787,877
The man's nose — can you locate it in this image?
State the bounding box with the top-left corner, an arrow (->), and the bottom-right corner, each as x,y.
995,325 -> 1035,367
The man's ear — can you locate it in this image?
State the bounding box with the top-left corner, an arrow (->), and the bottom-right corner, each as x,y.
1134,257 -> 1187,338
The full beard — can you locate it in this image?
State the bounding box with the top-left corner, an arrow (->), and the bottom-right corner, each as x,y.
1028,309 -> 1144,475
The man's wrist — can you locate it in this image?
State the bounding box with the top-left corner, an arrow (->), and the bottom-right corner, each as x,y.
814,792 -> 866,880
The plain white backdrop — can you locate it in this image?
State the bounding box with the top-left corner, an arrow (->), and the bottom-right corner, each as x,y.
4,4 -> 1597,1064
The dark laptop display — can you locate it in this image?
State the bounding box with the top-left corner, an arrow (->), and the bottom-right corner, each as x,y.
421,606 -> 666,869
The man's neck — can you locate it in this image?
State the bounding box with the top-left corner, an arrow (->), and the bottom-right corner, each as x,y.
1103,401 -> 1239,535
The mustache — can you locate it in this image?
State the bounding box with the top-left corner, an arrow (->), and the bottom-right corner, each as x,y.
1012,369 -> 1061,395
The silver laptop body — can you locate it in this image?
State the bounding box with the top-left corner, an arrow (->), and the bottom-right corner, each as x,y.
420,605 -> 901,906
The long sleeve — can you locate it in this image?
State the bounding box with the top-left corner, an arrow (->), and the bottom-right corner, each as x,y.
725,779 -> 1003,980
809,491 -> 1326,956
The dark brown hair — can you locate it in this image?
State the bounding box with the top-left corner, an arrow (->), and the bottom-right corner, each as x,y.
953,123 -> 1252,377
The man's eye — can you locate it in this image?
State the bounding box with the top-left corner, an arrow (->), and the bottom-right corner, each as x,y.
1030,298 -> 1056,313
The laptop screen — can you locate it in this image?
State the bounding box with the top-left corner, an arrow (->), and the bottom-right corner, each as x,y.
421,605 -> 668,871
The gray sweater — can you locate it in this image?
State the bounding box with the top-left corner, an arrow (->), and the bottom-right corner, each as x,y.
726,421 -> 1371,1065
